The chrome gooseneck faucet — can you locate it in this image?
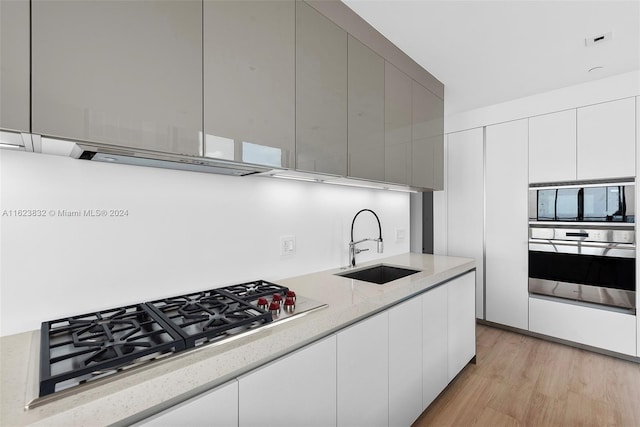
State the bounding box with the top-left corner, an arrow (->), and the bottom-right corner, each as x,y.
349,209 -> 384,267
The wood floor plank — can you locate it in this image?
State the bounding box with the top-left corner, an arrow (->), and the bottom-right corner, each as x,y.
413,324 -> 640,427
569,350 -> 609,402
486,380 -> 535,423
563,391 -> 611,427
522,391 -> 567,427
533,340 -> 575,400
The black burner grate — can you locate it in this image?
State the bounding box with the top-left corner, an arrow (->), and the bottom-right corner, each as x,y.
40,304 -> 185,397
38,280 -> 295,398
220,280 -> 289,301
145,289 -> 274,348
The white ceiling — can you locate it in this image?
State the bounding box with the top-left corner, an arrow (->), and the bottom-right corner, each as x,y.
342,0 -> 640,115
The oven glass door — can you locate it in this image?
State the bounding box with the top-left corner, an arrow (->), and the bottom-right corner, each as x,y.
529,250 -> 634,291
583,185 -> 632,222
528,243 -> 635,310
532,184 -> 635,223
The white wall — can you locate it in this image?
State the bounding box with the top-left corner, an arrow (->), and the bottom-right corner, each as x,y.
0,150 -> 410,336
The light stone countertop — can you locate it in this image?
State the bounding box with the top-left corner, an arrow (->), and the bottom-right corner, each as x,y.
0,253 -> 475,426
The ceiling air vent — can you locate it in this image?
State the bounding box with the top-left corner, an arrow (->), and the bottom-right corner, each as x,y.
585,32 -> 613,47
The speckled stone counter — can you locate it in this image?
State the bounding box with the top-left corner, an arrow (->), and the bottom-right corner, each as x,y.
0,253 -> 474,426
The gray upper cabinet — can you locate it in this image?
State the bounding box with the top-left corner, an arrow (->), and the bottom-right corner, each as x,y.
347,35 -> 385,181
0,0 -> 30,132
384,62 -> 412,185
412,80 -> 444,190
31,0 -> 202,156
203,0 -> 295,169
296,1 -> 347,175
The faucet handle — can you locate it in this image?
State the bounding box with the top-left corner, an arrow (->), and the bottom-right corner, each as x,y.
355,248 -> 369,255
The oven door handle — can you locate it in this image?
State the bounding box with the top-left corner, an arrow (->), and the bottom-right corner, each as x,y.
529,239 -> 636,258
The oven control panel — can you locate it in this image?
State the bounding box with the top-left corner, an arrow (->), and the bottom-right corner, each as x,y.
530,227 -> 635,244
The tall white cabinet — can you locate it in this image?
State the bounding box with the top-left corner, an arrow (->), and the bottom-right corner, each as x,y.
485,119 -> 529,330
447,128 -> 484,318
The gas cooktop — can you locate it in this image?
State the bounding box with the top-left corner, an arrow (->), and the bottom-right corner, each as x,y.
36,281 -> 326,402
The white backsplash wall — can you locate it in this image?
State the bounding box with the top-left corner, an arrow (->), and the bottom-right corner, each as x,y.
0,150 -> 410,336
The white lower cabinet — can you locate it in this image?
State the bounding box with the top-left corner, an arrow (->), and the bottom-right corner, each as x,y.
529,297 -> 636,356
140,380 -> 238,427
337,311 -> 389,427
238,335 -> 337,427
447,271 -> 477,381
422,283 -> 448,408
389,297 -> 423,427
140,272 -> 478,427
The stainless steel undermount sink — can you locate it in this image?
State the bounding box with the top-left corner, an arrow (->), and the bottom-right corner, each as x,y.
336,264 -> 420,285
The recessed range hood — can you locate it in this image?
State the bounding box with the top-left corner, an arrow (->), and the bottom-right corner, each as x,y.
1,133 -> 421,191
32,135 -> 271,177
78,145 -> 270,177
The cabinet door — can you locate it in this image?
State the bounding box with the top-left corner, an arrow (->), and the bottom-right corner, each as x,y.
447,271 -> 476,381
422,284 -> 448,409
0,0 -> 30,132
447,128 -> 484,319
337,312 -> 388,427
384,62 -> 412,185
204,0 -> 294,169
529,109 -> 577,183
239,336 -> 336,427
577,98 -> 636,180
389,297 -> 423,427
347,35 -> 385,181
31,0 -> 202,155
296,1 -> 347,175
485,119 -> 529,330
412,81 -> 444,190
140,380 -> 238,427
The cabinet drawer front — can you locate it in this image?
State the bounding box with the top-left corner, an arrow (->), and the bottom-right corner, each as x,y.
529,297 -> 636,356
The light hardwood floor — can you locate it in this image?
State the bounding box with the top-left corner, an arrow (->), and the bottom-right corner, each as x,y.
413,324 -> 640,426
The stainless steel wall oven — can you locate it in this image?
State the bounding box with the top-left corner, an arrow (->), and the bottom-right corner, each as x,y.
528,181 -> 636,312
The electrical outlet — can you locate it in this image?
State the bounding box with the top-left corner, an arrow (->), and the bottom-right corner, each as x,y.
280,235 -> 296,256
395,229 -> 406,243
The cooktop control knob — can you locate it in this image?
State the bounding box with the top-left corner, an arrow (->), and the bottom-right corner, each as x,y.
269,301 -> 281,315
284,296 -> 295,312
272,294 -> 283,304
257,297 -> 269,310
285,290 -> 296,301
